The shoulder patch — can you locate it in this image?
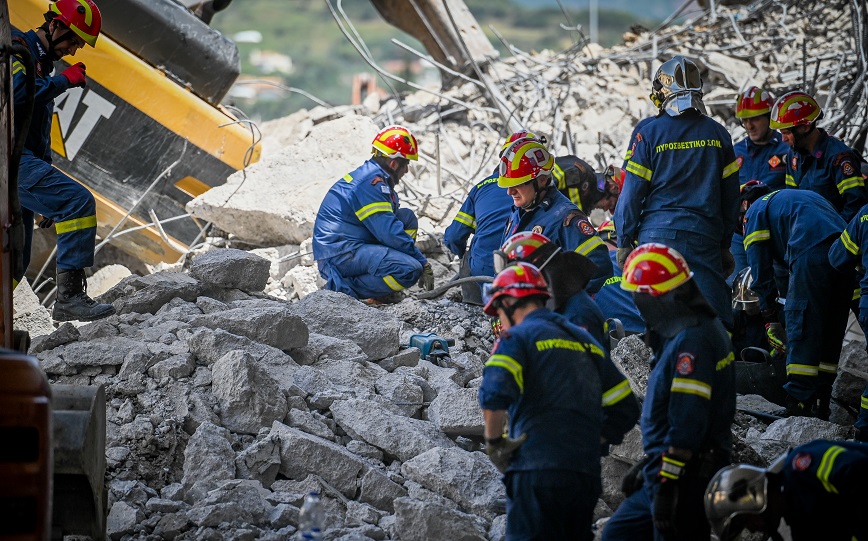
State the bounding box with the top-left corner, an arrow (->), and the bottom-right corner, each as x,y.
791,452 -> 811,471
836,154 -> 857,177
578,219 -> 595,236
635,133 -> 643,143
736,156 -> 744,168
371,176 -> 385,185
791,155 -> 799,171
675,353 -> 695,375
532,225 -> 544,234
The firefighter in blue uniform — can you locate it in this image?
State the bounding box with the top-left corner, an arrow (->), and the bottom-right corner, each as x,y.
741,183 -> 851,418
772,90 -> 868,222
313,126 -> 434,302
602,243 -> 736,541
828,202 -> 868,441
479,262 -> 639,541
730,86 -> 790,280
12,0 -> 115,322
614,56 -> 740,329
706,439 -> 868,541
444,131 -> 542,305
595,220 -> 645,334
494,231 -> 607,351
551,155 -> 624,214
498,139 -> 613,294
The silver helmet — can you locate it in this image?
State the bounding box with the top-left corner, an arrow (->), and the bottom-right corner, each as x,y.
732,267 -> 759,315
651,55 -> 706,116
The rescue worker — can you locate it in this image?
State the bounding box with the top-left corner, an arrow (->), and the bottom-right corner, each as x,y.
771,90 -> 868,222
479,262 -> 639,541
827,202 -> 868,440
494,231 -> 607,350
312,126 -> 434,302
552,155 -> 624,213
595,220 -> 645,335
741,182 -> 851,418
705,439 -> 868,541
443,131 -> 542,305
499,138 -> 613,294
614,56 -> 740,329
730,86 -> 790,280
12,0 -> 115,322
602,243 -> 736,541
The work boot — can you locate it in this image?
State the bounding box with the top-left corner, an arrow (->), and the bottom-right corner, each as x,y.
785,394 -> 814,418
813,396 -> 831,421
53,269 -> 116,322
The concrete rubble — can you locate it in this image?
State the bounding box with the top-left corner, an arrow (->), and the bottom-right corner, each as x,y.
16,0 -> 868,539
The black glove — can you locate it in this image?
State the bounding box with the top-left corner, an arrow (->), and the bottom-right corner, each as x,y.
721,248 -> 735,277
37,216 -> 54,228
485,433 -> 527,473
616,247 -> 633,269
418,262 -> 434,291
653,452 -> 686,534
620,455 -> 651,497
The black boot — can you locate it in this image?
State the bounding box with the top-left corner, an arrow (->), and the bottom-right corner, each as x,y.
785,394 -> 814,418
53,269 -> 116,322
814,396 -> 831,421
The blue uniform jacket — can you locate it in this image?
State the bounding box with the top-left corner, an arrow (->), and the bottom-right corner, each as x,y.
622,114 -> 661,169
829,203 -> 868,313
778,440 -> 868,541
502,187 -> 613,294
733,132 -> 789,190
743,190 -> 845,312
443,169 -> 512,277
641,317 -> 735,481
558,290 -> 607,352
784,128 -> 867,222
12,29 -> 72,162
593,251 -> 645,333
615,111 -> 740,248
479,309 -> 639,474
313,160 -> 426,266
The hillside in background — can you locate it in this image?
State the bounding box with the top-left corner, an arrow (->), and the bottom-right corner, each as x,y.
210,1 -> 675,121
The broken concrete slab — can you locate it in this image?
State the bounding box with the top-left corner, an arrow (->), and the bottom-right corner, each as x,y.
188,248 -> 272,292
212,350 -> 289,435
188,302 -> 309,351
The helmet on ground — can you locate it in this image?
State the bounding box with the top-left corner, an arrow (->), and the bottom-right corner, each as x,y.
482,262 -> 550,316
497,139 -> 554,188
494,231 -> 560,273
736,86 -> 773,119
500,130 -> 547,156
597,220 -> 616,244
732,267 -> 759,314
49,0 -> 102,47
705,453 -> 787,541
650,56 -> 705,116
620,243 -> 693,296
769,90 -> 823,130
372,126 -> 419,161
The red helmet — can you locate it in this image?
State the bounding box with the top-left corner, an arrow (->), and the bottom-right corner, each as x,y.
494,231 -> 560,273
597,220 -> 616,243
500,130 -> 547,156
620,243 -> 693,296
372,125 -> 419,161
483,262 -> 550,316
498,139 -> 554,188
735,86 -> 773,119
49,0 -> 102,47
605,165 -> 626,193
769,91 -> 823,130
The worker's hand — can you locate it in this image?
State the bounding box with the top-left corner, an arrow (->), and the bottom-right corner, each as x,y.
418,262 -> 434,291
37,215 -> 54,228
61,62 -> 87,88
485,433 -> 527,473
721,248 -> 735,277
765,322 -> 786,354
653,480 -> 680,535
620,455 -> 651,497
616,247 -> 633,269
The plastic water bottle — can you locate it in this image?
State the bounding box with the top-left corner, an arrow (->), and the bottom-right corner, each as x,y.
298,491 -> 324,540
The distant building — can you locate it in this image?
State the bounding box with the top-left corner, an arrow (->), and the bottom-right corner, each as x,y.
250,50 -> 293,75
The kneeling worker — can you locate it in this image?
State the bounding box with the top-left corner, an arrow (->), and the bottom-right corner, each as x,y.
313,126 -> 434,302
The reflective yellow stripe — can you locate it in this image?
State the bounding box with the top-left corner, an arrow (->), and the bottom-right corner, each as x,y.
671,378 -> 712,399
12,278 -> 19,290
383,275 -> 403,291
355,201 -> 393,221
841,230 -> 861,255
716,352 -> 734,371
853,288 -> 861,301
722,159 -> 740,179
837,176 -> 864,194
55,215 -> 97,234
626,160 -> 652,181
404,229 -> 417,240
454,211 -> 476,229
575,235 -> 604,256
817,445 -> 846,494
818,362 -> 838,374
553,164 -> 565,184
744,229 -> 771,249
785,174 -> 797,187
602,379 -> 633,406
568,188 -> 583,209
786,364 -> 818,377
343,173 -> 353,182
486,354 -> 524,393
12,60 -> 24,75
535,338 -> 604,358
861,396 -> 868,410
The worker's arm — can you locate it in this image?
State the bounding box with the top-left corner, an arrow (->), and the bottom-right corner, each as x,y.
483,409 -> 508,440
351,183 -> 427,266
615,131 -> 652,248
597,352 -> 640,446
443,190 -> 476,258
12,51 -> 70,108
561,213 -> 614,294
662,335 -> 719,455
719,137 -> 741,248
834,151 -> 867,223
743,206 -> 778,312
828,208 -> 865,272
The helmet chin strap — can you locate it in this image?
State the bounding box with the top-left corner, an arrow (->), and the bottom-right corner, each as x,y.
522,176 -> 548,210
41,19 -> 75,61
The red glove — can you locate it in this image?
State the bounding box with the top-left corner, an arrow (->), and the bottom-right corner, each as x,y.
61,63 -> 87,88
